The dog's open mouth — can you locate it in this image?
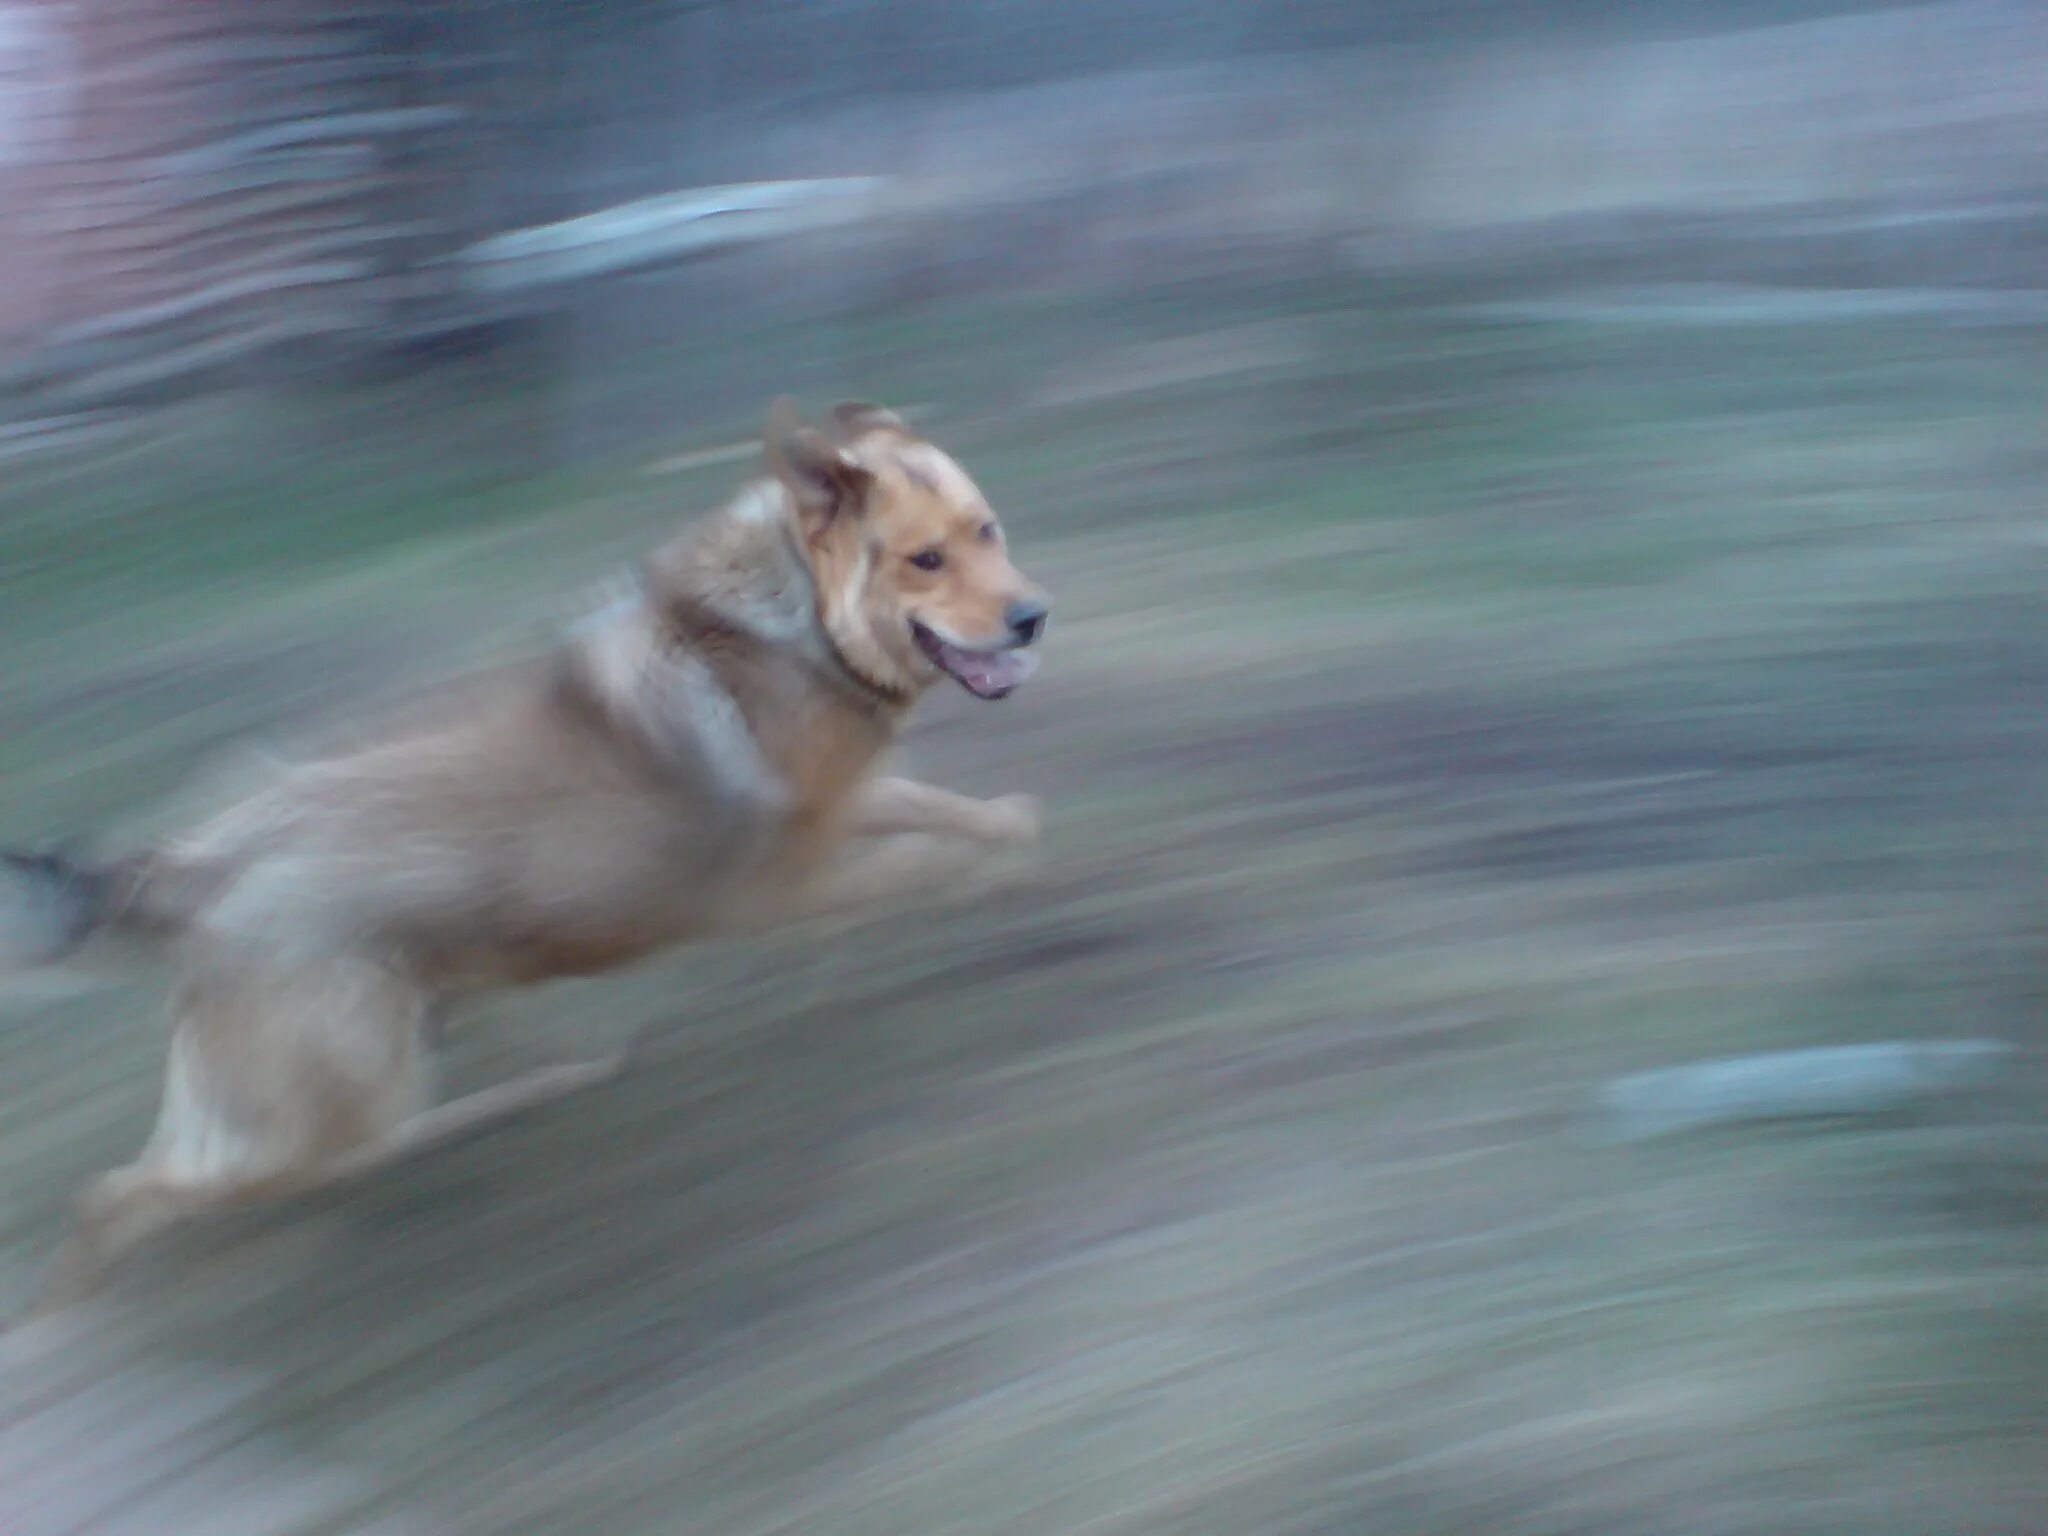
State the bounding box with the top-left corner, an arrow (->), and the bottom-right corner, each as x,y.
911,621 -> 1040,700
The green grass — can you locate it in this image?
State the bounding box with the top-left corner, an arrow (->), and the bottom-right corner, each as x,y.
0,279 -> 2043,1535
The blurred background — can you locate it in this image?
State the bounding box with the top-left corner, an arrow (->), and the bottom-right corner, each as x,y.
2,1 -> 2046,1531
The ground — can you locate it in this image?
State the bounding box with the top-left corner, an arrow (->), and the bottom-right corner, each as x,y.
0,273 -> 2044,1534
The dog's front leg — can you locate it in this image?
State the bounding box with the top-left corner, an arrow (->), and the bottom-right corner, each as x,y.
775,810 -> 1036,932
846,776 -> 1040,846
719,779 -> 1041,936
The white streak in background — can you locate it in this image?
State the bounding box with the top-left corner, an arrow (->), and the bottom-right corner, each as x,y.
455,178 -> 889,294
1594,1041 -> 2016,1144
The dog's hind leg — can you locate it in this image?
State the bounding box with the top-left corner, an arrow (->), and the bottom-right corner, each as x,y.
31,1056 -> 621,1316
29,958 -> 623,1317
313,1054 -> 622,1185
30,954 -> 436,1315
32,1163 -> 251,1318
31,1061 -> 620,1318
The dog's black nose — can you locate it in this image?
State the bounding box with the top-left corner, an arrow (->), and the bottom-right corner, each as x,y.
1005,599 -> 1048,646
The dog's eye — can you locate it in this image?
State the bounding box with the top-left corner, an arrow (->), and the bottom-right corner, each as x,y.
977,523 -> 998,543
909,549 -> 945,572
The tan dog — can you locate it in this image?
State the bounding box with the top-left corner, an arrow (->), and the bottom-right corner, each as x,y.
0,399 -> 1050,1312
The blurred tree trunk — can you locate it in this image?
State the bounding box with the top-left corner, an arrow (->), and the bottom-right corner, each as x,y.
15,0 -> 469,408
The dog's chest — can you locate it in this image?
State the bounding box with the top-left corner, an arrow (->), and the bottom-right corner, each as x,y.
716,651 -> 896,822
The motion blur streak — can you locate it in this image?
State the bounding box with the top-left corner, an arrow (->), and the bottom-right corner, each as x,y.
0,2 -> 2044,1533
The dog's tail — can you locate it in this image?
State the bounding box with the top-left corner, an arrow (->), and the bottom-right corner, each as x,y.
0,846 -> 199,975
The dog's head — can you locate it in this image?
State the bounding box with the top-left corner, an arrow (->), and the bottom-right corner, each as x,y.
767,399 -> 1049,703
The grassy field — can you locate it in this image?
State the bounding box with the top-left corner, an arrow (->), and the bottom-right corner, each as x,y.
1,274 -> 2044,1534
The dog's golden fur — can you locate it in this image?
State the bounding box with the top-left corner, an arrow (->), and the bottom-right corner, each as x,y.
7,399 -> 1049,1313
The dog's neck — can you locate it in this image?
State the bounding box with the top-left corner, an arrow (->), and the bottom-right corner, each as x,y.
642,482 -> 913,717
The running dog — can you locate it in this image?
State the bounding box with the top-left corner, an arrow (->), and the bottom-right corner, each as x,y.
0,398 -> 1049,1312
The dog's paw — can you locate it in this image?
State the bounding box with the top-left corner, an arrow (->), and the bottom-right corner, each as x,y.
979,794 -> 1043,847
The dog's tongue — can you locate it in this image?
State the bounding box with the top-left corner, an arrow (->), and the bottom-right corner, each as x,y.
938,642 -> 1040,700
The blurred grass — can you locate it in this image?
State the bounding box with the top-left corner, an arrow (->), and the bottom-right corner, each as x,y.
1,276 -> 2045,1534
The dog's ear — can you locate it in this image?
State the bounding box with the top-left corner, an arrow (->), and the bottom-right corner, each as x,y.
766,398 -> 872,546
827,400 -> 909,440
